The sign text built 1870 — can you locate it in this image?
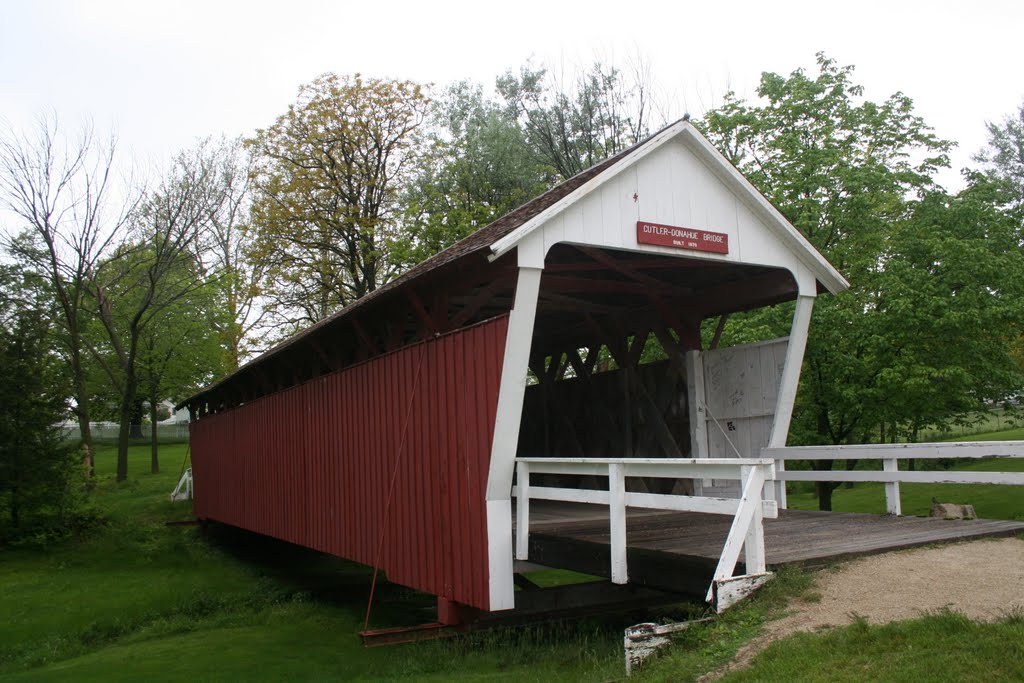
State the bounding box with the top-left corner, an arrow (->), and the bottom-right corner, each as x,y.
636,221 -> 729,254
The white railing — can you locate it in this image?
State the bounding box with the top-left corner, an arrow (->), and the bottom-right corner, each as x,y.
170,468 -> 193,502
513,457 -> 777,610
762,441 -> 1024,515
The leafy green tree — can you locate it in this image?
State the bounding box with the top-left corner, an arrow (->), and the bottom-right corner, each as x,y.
0,265 -> 82,541
696,56 -> 999,509
248,73 -> 430,333
866,179 -> 1024,440
975,100 -> 1024,210
400,82 -> 553,265
137,278 -> 226,473
90,145 -> 226,482
191,137 -> 268,368
974,100 -> 1024,372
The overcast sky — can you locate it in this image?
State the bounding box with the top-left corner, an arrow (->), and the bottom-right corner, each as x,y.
2,0 -> 1022,191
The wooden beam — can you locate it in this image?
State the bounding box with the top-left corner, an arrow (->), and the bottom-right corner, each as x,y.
544,257 -> 733,273
710,314 -> 729,350
541,274 -> 683,298
406,289 -> 437,335
626,329 -> 649,368
537,291 -> 622,315
651,297 -> 702,351
351,318 -> 379,355
431,290 -> 450,333
566,348 -> 588,378
583,343 -> 602,375
306,337 -> 337,372
451,274 -> 515,328
576,245 -> 693,297
624,370 -> 684,457
690,273 -> 797,318
384,318 -> 406,351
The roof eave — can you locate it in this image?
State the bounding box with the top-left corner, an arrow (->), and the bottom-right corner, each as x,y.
489,121 -> 850,296
488,120 -> 691,261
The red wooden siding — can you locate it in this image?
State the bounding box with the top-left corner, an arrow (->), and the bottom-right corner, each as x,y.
190,315 -> 509,611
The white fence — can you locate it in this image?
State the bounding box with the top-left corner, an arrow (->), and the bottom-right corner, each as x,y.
60,422 -> 190,442
762,441 -> 1024,515
513,457 -> 776,610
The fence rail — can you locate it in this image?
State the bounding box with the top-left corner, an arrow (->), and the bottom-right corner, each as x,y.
59,423 -> 190,442
762,441 -> 1024,515
512,457 -> 776,610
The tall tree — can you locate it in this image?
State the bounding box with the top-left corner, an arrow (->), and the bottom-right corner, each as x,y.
975,100 -> 1024,211
191,137 -> 267,367
973,102 -> 1024,378
0,115 -> 134,475
248,73 -> 430,333
400,81 -> 553,265
90,145 -> 225,481
137,272 -> 226,473
700,54 -> 957,510
0,264 -> 80,540
867,179 -> 1024,439
496,57 -> 655,180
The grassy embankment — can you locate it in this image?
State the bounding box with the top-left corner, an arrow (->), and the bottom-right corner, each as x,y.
640,426 -> 1024,682
3,429 -> 1022,681
0,445 -> 629,682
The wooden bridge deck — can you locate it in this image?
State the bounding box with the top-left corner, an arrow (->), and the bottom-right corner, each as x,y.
520,502 -> 1024,597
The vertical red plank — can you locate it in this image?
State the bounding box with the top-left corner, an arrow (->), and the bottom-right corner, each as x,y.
188,316 -> 508,611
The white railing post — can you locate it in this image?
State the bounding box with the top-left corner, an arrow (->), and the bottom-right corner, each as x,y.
769,294 -> 815,510
741,466 -> 766,575
883,457 -> 901,516
608,463 -> 628,584
515,461 -> 530,560
707,464 -> 766,602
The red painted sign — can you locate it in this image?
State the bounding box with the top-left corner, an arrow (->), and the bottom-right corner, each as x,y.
636,221 -> 729,254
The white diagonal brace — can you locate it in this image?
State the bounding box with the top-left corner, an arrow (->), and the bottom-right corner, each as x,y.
706,465 -> 766,603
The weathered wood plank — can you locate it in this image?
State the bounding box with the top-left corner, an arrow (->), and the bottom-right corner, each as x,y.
522,503 -> 1024,578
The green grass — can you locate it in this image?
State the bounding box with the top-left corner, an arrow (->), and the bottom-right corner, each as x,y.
958,426 -> 1024,441
786,430 -> 1024,520
632,427 -> 1024,681
717,610 -> 1024,683
0,444 -> 627,681
919,407 -> 1021,441
5,428 -> 1023,681
786,456 -> 1024,519
632,568 -> 817,682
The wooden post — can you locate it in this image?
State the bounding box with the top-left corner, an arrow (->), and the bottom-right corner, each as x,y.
609,463 -> 628,584
883,458 -> 902,515
768,294 -> 815,508
741,466 -> 766,574
707,465 -> 766,602
485,241 -> 544,611
515,461 -> 530,560
686,350 -> 709,495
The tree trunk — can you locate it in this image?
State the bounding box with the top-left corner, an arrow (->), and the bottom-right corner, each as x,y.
814,409 -> 838,510
129,399 -> 145,439
116,369 -> 138,482
816,481 -> 835,512
70,342 -> 95,477
9,484 -> 18,528
149,394 -> 159,474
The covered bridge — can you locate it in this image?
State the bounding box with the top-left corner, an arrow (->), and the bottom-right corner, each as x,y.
181,119 -> 850,616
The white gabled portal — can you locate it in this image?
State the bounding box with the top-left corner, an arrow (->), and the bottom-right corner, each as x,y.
481,120 -> 847,611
